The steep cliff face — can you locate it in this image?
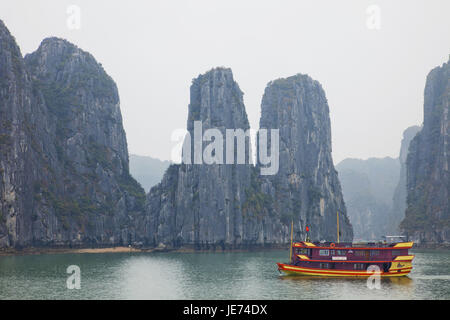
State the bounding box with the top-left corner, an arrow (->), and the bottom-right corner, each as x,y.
146,71 -> 353,248
389,126 -> 421,235
0,19 -> 352,249
258,75 -> 352,242
401,59 -> 450,243
0,20 -> 38,247
0,20 -> 145,248
146,68 -> 255,249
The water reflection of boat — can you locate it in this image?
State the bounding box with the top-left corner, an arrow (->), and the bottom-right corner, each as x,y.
279,275 -> 414,284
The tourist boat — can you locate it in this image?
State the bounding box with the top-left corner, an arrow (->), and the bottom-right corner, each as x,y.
277,217 -> 414,277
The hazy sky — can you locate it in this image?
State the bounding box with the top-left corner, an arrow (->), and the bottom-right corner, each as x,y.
1,0 -> 449,164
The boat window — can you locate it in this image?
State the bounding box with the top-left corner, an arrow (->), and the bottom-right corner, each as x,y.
330,250 -> 335,255
320,263 -> 329,269
299,248 -> 310,255
370,250 -> 380,256
355,250 -> 368,257
392,250 -> 402,256
336,250 -> 347,255
319,249 -> 329,256
353,263 -> 365,270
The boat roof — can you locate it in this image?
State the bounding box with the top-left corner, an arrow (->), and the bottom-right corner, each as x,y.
383,235 -> 407,238
293,241 -> 413,249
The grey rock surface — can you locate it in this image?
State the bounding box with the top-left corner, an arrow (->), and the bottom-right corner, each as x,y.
401,58 -> 450,243
258,75 -> 353,242
388,126 -> 421,235
0,19 -> 353,249
0,21 -> 146,248
145,71 -> 353,249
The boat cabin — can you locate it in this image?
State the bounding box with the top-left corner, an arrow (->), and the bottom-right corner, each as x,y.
277,241 -> 414,277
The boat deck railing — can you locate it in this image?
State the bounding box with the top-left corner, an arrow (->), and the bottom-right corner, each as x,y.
310,241 -> 398,248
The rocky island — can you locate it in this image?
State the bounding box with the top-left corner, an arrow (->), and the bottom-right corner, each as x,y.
401,58 -> 450,244
1,17 -> 448,252
0,18 -> 352,251
0,20 -> 145,248
144,70 -> 353,250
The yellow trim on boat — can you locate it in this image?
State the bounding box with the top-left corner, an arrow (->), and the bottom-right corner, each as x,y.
303,242 -> 316,247
393,242 -> 413,248
389,261 -> 412,271
279,264 -> 411,277
297,255 -> 310,260
394,255 -> 415,261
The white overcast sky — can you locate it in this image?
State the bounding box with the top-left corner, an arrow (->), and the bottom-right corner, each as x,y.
1,0 -> 449,164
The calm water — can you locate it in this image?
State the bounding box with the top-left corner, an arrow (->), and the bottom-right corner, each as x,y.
0,249 -> 449,299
